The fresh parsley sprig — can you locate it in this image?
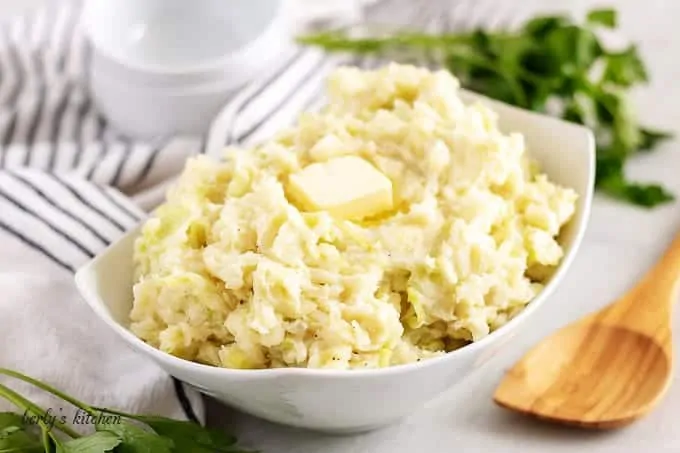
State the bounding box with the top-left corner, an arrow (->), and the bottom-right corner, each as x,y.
298,8 -> 674,208
0,368 -> 253,453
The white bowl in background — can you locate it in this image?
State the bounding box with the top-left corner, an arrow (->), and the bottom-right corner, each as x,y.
74,90 -> 595,433
81,0 -> 291,139
86,10 -> 291,90
88,72 -> 238,140
82,0 -> 282,73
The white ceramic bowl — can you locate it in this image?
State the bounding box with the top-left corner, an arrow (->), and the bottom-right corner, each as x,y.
74,91 -> 595,434
82,0 -> 283,74
88,69 -> 239,140
81,0 -> 290,139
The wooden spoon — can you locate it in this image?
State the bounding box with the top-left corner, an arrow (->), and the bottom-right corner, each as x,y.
493,232 -> 680,429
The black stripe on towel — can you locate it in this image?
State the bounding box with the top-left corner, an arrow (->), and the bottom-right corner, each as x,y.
56,176 -> 138,229
52,174 -> 127,231
96,115 -> 107,138
228,49 -> 306,123
0,218 -> 73,272
2,112 -> 16,151
0,186 -> 95,258
24,84 -> 46,165
5,28 -> 23,108
0,30 -> 18,107
236,55 -> 330,143
197,135 -> 207,155
47,81 -> 72,170
26,10 -> 49,153
85,141 -> 106,179
71,96 -> 91,169
55,6 -> 76,72
9,172 -> 110,245
75,97 -> 91,143
110,142 -> 132,187
94,183 -> 144,222
224,49 -> 307,145
172,378 -> 200,424
132,143 -> 163,186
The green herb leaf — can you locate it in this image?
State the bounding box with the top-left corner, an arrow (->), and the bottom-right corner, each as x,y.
602,177 -> 675,207
602,45 -> 648,87
639,127 -> 674,151
586,9 -> 617,28
0,414 -> 24,431
597,156 -> 674,207
0,425 -> 43,453
519,47 -> 562,79
54,432 -> 121,453
522,15 -> 569,38
563,103 -> 584,124
96,422 -> 173,453
545,25 -> 603,73
136,416 -> 253,453
613,109 -> 641,154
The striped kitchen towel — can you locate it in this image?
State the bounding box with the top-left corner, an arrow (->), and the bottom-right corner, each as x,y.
0,0 -> 481,430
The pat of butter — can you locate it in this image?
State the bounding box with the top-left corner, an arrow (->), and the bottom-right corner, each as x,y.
288,156 -> 393,220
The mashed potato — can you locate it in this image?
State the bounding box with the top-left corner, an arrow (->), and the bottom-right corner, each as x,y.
130,63 -> 578,370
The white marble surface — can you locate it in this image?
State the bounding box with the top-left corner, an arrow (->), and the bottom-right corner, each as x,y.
3,0 -> 680,451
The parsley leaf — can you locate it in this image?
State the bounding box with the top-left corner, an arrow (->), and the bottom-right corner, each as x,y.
586,9 -> 617,28
523,15 -> 569,38
602,45 -> 648,87
96,422 -> 173,453
0,413 -> 41,452
54,432 -> 121,453
136,416 -> 252,453
601,175 -> 675,207
0,413 -> 24,429
596,155 -> 674,207
639,127 -> 674,151
545,25 -> 602,72
0,425 -> 43,453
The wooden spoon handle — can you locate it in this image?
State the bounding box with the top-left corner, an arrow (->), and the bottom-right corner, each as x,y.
599,230 -> 680,341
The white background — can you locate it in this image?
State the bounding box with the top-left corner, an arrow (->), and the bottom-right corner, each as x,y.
2,0 -> 680,451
